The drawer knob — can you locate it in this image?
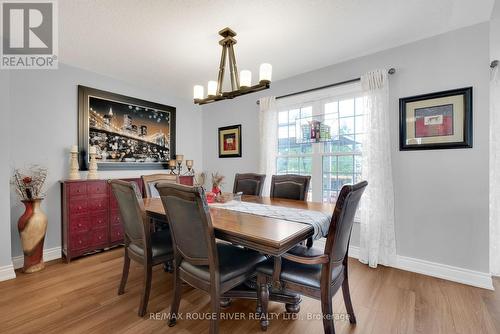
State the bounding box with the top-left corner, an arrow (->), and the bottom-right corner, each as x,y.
78,206 -> 82,210
79,240 -> 82,244
78,223 -> 82,227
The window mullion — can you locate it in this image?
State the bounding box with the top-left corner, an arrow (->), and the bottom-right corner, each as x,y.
311,100 -> 323,202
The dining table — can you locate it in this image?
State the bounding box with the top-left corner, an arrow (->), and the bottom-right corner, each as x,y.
144,194 -> 335,312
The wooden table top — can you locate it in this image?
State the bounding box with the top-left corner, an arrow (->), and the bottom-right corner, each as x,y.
144,195 -> 335,256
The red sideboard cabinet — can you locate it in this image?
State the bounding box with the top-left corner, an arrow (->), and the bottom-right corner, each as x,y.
61,176 -> 193,262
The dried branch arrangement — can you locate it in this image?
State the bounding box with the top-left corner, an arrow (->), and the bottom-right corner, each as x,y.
211,172 -> 225,188
12,165 -> 48,201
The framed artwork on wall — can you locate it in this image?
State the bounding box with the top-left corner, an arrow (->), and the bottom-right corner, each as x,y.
78,85 -> 176,170
218,124 -> 242,158
399,87 -> 472,150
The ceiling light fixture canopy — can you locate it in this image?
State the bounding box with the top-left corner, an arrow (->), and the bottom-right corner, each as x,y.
193,27 -> 272,105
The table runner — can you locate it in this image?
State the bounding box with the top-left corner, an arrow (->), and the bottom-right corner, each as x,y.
210,200 -> 331,240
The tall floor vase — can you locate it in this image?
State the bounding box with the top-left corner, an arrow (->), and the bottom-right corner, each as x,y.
18,199 -> 48,273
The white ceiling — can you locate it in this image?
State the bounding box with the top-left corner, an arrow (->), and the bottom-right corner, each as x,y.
59,0 -> 495,100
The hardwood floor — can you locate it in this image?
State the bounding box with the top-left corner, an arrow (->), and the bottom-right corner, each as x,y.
1,248 -> 499,334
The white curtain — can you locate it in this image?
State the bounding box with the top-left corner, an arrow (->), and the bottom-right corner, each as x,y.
359,69 -> 397,268
258,96 -> 278,196
490,65 -> 500,276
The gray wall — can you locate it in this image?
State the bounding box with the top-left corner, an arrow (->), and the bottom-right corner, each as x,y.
0,71 -> 12,267
492,1 -> 500,61
202,23 -> 490,273
8,64 -> 202,258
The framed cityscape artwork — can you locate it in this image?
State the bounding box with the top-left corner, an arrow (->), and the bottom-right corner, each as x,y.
399,87 -> 472,150
218,124 -> 242,158
78,86 -> 176,170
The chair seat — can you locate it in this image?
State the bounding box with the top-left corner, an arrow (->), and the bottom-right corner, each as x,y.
256,249 -> 344,289
180,243 -> 266,283
129,229 -> 173,259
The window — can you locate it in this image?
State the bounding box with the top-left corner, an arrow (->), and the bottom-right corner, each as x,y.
275,83 -> 365,203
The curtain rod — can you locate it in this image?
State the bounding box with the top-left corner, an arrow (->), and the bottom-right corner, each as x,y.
256,68 -> 396,105
492,60 -> 499,69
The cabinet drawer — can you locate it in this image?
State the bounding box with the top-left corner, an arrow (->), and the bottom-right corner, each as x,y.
69,199 -> 88,215
70,232 -> 89,251
88,196 -> 108,211
110,225 -> 124,243
69,215 -> 89,233
91,227 -> 108,247
87,181 -> 107,195
110,211 -> 122,225
68,183 -> 87,196
89,212 -> 108,228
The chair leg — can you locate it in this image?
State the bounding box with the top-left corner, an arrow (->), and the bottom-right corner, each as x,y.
168,266 -> 182,327
138,263 -> 152,317
209,289 -> 221,334
320,292 -> 335,334
118,249 -> 130,295
257,274 -> 269,331
342,278 -> 356,324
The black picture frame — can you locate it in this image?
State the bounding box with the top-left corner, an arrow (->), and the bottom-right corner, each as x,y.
78,85 -> 176,170
399,87 -> 473,151
218,124 -> 242,158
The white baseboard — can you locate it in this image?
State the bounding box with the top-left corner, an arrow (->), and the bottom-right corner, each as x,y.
12,246 -> 62,270
0,263 -> 16,282
348,246 -> 493,290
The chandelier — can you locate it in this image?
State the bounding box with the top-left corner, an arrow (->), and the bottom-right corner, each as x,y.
193,27 -> 272,105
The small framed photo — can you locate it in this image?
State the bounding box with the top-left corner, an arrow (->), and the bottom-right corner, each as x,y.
218,124 -> 242,158
399,87 -> 472,150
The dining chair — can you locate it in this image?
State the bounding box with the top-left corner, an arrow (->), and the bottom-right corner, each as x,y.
142,173 -> 179,198
156,183 -> 267,334
256,181 -> 368,334
142,173 -> 178,244
233,173 -> 266,196
110,180 -> 174,317
270,174 -> 311,201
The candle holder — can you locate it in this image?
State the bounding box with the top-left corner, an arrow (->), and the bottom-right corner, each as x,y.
168,160 -> 177,174
87,149 -> 99,180
69,147 -> 80,180
176,161 -> 183,175
185,160 -> 194,176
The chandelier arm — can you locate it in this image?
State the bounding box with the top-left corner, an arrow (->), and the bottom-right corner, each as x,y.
228,44 -> 240,89
228,44 -> 237,91
217,45 -> 228,95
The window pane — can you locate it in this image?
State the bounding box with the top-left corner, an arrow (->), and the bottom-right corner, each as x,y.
287,157 -> 299,174
301,106 -> 312,118
355,115 -> 365,134
322,156 -> 337,174
325,102 -> 338,116
339,117 -> 355,135
279,111 -> 288,125
338,155 -> 354,175
278,138 -> 288,154
289,109 -> 300,123
324,113 -> 339,137
299,157 -> 312,175
355,97 -> 365,115
354,155 -> 362,174
276,157 -> 288,174
339,99 -> 354,117
278,125 -> 288,139
354,134 -> 364,151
